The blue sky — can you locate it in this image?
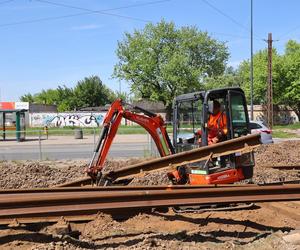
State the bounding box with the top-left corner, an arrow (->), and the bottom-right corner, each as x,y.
0,0 -> 300,101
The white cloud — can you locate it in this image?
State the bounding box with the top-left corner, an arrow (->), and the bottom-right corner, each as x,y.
71,24 -> 103,31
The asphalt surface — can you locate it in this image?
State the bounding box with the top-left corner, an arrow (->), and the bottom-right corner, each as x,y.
0,134 -> 155,160
0,135 -> 298,161
0,142 -> 151,160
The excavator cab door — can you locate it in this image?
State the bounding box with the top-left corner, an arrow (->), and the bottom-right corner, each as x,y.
172,92 -> 204,153
228,90 -> 255,178
228,90 -> 250,139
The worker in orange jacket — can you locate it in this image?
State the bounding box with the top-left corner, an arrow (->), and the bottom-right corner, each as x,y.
196,100 -> 228,145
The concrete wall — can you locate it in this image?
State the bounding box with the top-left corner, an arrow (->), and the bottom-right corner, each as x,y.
28,105 -> 299,127
250,105 -> 299,124
29,111 -> 166,127
29,112 -> 107,127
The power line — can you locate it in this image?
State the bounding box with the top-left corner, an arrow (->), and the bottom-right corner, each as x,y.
277,24 -> 300,40
34,0 -> 171,13
200,0 -> 262,40
0,0 -> 171,28
33,0 -> 172,23
201,0 -> 249,31
33,0 -> 154,23
209,31 -> 262,41
0,12 -> 95,28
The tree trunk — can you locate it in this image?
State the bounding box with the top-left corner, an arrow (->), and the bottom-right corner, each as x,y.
165,105 -> 173,123
295,110 -> 300,122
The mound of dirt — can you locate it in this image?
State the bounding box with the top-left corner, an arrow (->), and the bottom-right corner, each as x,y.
82,213 -> 127,240
0,161 -> 85,189
254,140 -> 300,167
253,167 -> 299,184
0,159 -> 144,189
128,170 -> 171,186
101,158 -> 147,174
251,140 -> 300,183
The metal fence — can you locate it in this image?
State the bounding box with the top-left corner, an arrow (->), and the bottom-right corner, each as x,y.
0,129 -> 158,161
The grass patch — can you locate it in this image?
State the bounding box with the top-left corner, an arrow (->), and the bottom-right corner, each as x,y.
272,122 -> 300,138
273,122 -> 300,130
272,130 -> 299,138
25,125 -> 174,136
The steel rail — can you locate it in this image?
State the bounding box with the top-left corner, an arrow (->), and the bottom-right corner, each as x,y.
0,184 -> 256,194
0,184 -> 299,224
3,178 -> 300,194
104,134 -> 261,180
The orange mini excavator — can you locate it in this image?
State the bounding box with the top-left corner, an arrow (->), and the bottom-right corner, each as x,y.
87,87 -> 256,186
86,99 -> 175,184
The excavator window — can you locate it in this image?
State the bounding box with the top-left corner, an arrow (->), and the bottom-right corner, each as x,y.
229,92 -> 249,138
175,99 -> 203,152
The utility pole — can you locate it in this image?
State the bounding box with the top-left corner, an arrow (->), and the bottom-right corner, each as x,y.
250,0 -> 254,120
266,33 -> 273,129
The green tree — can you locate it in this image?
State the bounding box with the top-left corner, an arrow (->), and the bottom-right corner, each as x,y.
56,85 -> 76,112
114,91 -> 129,102
114,20 -> 229,117
203,66 -> 242,90
237,49 -> 282,105
237,40 -> 300,120
19,76 -> 115,111
280,40 -> 300,119
20,93 -> 35,103
35,89 -> 60,105
74,76 -> 116,109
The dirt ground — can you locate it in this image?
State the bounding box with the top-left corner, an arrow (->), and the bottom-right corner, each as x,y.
0,141 -> 299,249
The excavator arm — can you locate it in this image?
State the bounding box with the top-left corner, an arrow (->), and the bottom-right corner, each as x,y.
87,99 -> 174,182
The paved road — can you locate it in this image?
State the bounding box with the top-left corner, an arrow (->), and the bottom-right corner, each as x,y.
0,134 -> 156,160
0,142 -> 153,160
0,135 -> 298,161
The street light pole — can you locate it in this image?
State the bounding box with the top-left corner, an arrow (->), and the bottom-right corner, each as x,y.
250,0 -> 254,120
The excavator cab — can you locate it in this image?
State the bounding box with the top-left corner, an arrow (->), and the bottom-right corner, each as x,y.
171,87 -> 255,184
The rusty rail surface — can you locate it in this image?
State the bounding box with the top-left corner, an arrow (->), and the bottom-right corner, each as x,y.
105,134 -> 261,180
0,183 -> 299,225
0,184 -> 256,194
3,178 -> 300,194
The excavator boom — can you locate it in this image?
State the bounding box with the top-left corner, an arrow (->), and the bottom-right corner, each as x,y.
87,99 -> 174,181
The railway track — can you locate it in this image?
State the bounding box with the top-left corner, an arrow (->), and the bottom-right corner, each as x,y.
0,183 -> 300,225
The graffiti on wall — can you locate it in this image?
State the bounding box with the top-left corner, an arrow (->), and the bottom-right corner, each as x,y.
30,112 -> 106,127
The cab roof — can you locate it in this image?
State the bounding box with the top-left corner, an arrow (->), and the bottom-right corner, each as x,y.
174,87 -> 244,103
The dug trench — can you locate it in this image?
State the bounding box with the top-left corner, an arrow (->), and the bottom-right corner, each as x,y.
0,141 -> 299,249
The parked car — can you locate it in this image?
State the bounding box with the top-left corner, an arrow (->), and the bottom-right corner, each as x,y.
250,120 -> 273,144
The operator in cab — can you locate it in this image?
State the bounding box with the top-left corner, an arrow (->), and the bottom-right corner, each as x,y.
196,100 -> 228,145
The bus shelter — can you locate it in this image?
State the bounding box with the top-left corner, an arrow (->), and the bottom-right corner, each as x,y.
0,109 -> 26,142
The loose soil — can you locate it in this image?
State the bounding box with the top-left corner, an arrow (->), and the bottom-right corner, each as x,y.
0,141 -> 299,249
